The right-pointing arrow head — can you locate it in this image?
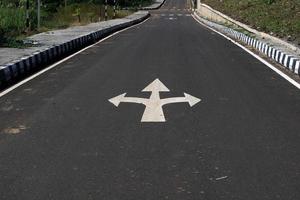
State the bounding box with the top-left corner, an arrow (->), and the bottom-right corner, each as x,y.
184,93 -> 201,107
108,93 -> 127,107
142,78 -> 170,92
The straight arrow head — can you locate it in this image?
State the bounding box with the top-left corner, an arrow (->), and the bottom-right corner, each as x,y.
108,93 -> 127,107
142,78 -> 170,92
184,93 -> 201,107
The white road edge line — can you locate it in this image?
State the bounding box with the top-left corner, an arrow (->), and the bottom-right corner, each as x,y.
0,18 -> 150,98
192,14 -> 300,90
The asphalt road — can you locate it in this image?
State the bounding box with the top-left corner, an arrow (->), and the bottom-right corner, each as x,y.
0,0 -> 299,199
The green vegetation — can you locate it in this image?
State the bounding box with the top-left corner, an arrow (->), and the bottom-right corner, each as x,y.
0,7 -> 27,47
0,0 -> 153,47
202,0 -> 300,45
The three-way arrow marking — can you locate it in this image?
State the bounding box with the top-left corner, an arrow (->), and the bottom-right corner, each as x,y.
109,79 -> 201,122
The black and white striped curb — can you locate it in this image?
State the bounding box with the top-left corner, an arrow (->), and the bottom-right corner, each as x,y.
140,0 -> 165,10
194,14 -> 300,76
0,13 -> 150,87
121,0 -> 165,10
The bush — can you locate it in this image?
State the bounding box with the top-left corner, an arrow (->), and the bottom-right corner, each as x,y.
0,8 -> 26,46
0,28 -> 5,45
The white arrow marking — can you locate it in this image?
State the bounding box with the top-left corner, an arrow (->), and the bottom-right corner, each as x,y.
141,79 -> 169,122
109,93 -> 147,107
142,78 -> 169,92
109,79 -> 201,122
161,93 -> 201,107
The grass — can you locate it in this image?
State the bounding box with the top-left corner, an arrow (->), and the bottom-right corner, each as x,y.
0,7 -> 27,47
202,0 -> 300,45
43,4 -> 133,29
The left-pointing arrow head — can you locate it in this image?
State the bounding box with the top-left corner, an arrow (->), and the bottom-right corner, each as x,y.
109,93 -> 127,107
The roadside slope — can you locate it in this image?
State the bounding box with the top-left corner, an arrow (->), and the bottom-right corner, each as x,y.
201,0 -> 300,46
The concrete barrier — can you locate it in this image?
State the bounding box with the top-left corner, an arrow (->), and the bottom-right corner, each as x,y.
196,1 -> 230,25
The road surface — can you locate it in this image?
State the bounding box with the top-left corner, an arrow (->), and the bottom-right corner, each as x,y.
0,0 -> 299,199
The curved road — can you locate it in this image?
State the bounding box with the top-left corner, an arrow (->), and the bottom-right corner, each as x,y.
0,0 -> 299,199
